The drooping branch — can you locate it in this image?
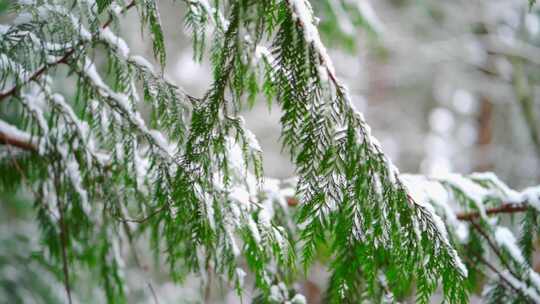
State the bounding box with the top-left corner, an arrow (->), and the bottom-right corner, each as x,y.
0,0 -> 136,103
1,125 -> 534,223
3,117 -> 529,223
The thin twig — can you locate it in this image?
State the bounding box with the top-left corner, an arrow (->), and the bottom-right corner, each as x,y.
469,220 -> 521,281
121,222 -> 160,304
102,1 -> 136,29
204,262 -> 212,304
118,204 -> 169,223
58,203 -> 73,304
472,253 -> 525,298
53,168 -> 73,304
5,143 -> 39,198
4,139 -> 61,232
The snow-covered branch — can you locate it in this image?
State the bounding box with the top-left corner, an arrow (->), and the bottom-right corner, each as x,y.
0,0 -> 136,102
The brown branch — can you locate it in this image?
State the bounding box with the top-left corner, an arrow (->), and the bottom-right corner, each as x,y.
0,62 -> 55,101
102,1 -> 136,29
456,203 -> 528,221
58,203 -> 73,304
118,203 -> 169,223
469,220 -> 522,282
287,196 -> 531,221
461,252 -> 519,296
468,221 -> 540,301
121,222 -> 160,304
0,132 -> 36,151
53,165 -> 73,304
471,252 -> 524,297
0,0 -> 136,103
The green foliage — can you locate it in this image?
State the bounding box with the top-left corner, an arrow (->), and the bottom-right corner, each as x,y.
1,0 -> 539,303
97,0 -> 113,13
410,173 -> 540,303
139,0 -> 167,67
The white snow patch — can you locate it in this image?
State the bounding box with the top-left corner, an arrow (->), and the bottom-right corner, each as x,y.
0,54 -> 31,87
236,268 -> 246,287
0,24 -> 9,35
82,58 -> 175,157
522,187 -> 540,211
290,294 -> 307,304
494,226 -> 524,264
288,0 -> 336,77
228,230 -> 240,256
0,120 -> 34,147
402,174 -> 468,276
229,187 -> 251,206
354,0 -> 384,34
238,117 -> 262,152
437,173 -> 489,219
61,148 -> 90,215
500,270 -> 540,302
247,217 -> 261,243
130,55 -> 156,74
101,28 -> 130,59
470,172 -> 522,202
255,45 -> 274,64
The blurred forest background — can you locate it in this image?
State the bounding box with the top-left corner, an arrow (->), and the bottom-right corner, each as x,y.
1,0 -> 540,302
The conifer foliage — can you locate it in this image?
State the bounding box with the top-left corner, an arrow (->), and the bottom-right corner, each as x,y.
1,0 -> 540,303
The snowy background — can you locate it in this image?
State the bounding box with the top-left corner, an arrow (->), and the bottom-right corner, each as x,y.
2,0 -> 540,302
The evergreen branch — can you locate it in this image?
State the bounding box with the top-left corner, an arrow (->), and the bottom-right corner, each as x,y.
118,204 -> 169,223
474,239 -> 540,302
0,128 -> 532,226
3,0 -> 540,302
275,2 -> 468,300
0,60 -> 52,101
0,0 -> 136,103
0,125 -> 532,226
